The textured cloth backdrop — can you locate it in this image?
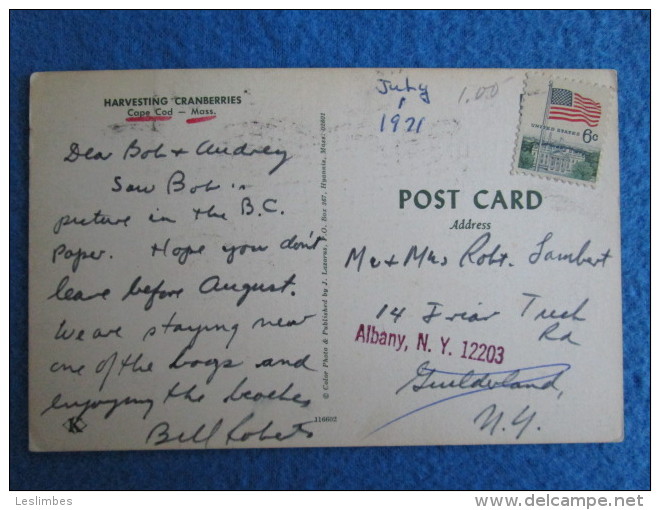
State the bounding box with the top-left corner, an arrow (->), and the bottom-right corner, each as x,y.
9,10 -> 650,490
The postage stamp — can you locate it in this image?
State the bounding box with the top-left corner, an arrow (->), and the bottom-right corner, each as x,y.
513,72 -> 613,185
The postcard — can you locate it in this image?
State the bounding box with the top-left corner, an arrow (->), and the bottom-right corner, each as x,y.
28,68 -> 622,450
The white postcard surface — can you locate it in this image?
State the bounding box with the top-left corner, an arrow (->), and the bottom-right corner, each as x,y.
29,69 -> 622,451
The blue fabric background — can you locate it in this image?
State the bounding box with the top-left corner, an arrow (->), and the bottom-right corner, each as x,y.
9,10 -> 650,490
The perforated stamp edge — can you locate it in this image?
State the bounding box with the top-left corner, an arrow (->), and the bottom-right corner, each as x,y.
511,71 -> 616,187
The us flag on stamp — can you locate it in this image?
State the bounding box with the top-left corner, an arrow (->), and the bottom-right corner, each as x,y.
547,87 -> 602,127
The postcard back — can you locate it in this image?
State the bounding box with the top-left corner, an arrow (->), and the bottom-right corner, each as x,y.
28,69 -> 622,450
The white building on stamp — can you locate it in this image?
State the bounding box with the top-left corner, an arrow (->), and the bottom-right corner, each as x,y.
532,141 -> 586,175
